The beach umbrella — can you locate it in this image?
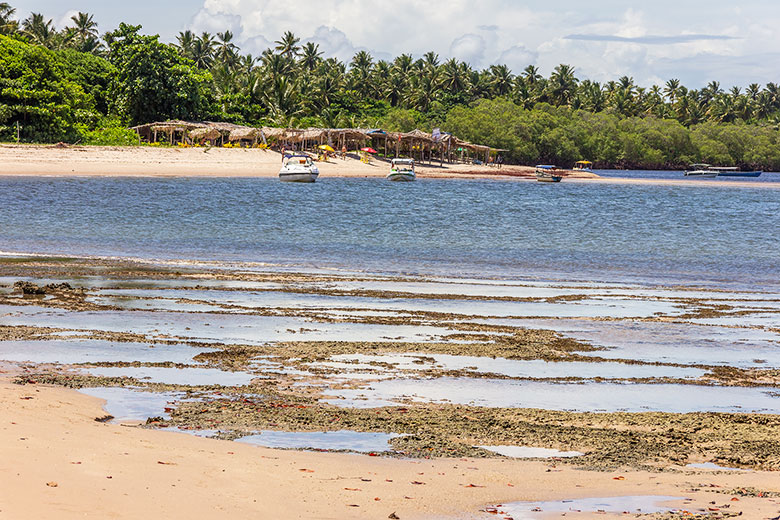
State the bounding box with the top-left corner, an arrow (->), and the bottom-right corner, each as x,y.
318,144 -> 335,152
361,147 -> 377,153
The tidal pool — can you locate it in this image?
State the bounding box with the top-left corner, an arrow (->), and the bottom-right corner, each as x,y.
478,446 -> 583,458
326,377 -> 780,413
0,339 -> 208,364
0,305 -> 455,344
326,353 -> 706,380
236,430 -> 400,453
78,386 -> 184,422
81,366 -> 258,386
494,495 -> 683,519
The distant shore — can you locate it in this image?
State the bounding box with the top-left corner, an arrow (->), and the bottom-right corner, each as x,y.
4,144 -> 778,189
0,143 -> 595,180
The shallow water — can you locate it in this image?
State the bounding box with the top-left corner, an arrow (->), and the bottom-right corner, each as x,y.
88,287 -> 684,319
478,446 -> 583,458
499,318 -> 780,368
326,354 -> 707,380
2,177 -> 779,288
0,339 -> 207,365
496,495 -> 683,519
78,387 -> 184,422
236,430 -> 399,453
327,377 -> 780,413
81,366 -> 258,386
0,305 -> 455,344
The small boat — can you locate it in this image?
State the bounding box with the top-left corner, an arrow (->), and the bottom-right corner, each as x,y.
684,164 -> 718,178
535,165 -> 563,183
708,167 -> 762,178
573,160 -> 593,172
279,154 -> 319,182
388,158 -> 416,182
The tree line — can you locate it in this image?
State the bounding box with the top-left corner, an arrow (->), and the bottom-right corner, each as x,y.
1,2 -> 779,169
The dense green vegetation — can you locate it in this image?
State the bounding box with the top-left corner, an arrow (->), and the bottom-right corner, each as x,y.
1,2 -> 780,168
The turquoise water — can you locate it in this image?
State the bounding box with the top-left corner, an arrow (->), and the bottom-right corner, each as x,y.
1,176 -> 778,288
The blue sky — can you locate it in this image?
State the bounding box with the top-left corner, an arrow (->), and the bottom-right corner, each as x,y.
14,0 -> 780,88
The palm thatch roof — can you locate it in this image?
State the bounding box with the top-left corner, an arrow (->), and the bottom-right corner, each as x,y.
228,127 -> 263,141
189,127 -> 221,140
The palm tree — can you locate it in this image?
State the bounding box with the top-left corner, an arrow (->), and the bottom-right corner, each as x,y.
70,12 -> 97,42
215,31 -> 239,69
392,54 -> 414,76
548,64 -> 578,106
177,30 -> 196,59
349,50 -> 374,96
0,2 -> 18,35
664,78 -> 680,103
22,13 -> 55,48
274,31 -> 300,59
299,42 -> 322,73
190,33 -> 215,69
440,59 -> 468,95
422,51 -> 440,69
489,64 -> 513,97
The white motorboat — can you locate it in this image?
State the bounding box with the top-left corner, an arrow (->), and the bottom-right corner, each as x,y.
279,154 -> 319,182
684,164 -> 718,178
388,158 -> 416,182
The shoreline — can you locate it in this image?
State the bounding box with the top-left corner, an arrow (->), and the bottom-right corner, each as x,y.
3,372 -> 780,519
2,143 -> 778,188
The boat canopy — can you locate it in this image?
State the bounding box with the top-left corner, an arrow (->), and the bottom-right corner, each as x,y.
284,154 -> 313,164
392,158 -> 414,166
535,165 -> 557,169
689,163 -> 711,169
574,160 -> 592,166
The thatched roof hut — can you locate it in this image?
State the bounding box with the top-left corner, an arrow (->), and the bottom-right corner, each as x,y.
189,127 -> 222,141
228,127 -> 263,142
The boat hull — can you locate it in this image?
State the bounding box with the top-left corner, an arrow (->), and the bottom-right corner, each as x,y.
279,172 -> 319,182
387,172 -> 416,182
536,175 -> 562,183
279,164 -> 320,183
684,171 -> 718,178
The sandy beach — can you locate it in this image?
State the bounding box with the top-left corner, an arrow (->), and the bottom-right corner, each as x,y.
0,143 -> 588,180
3,370 -> 780,520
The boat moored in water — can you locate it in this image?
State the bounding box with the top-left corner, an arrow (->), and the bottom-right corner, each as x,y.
535,165 -> 563,183
388,158 -> 416,182
684,164 -> 719,178
573,160 -> 593,172
684,164 -> 763,178
279,154 -> 319,182
708,167 -> 762,178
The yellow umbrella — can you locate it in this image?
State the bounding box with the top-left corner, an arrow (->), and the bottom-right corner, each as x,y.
318,144 -> 335,152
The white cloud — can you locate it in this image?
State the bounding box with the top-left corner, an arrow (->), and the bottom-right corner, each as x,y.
449,34 -> 487,65
181,0 -> 780,87
497,45 -> 538,71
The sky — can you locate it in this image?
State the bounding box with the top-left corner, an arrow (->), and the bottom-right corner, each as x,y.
14,0 -> 780,88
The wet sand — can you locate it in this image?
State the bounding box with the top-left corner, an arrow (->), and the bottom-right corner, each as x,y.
3,258 -> 780,518
3,373 -> 780,520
